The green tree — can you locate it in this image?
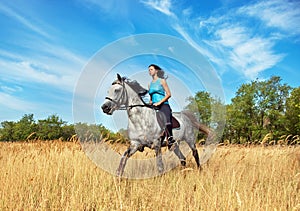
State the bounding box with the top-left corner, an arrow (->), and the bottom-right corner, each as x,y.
61,124 -> 76,141
74,123 -> 118,142
254,76 -> 291,138
285,87 -> 300,135
37,114 -> 66,140
185,91 -> 212,125
185,91 -> 226,141
12,114 -> 37,141
224,76 -> 291,143
0,121 -> 16,142
229,82 -> 256,143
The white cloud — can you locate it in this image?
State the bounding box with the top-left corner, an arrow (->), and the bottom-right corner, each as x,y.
36,41 -> 87,69
213,26 -> 284,78
0,38 -> 87,92
0,85 -> 22,94
19,62 -> 76,91
163,1 -> 290,80
0,92 -> 36,111
141,0 -> 174,17
173,24 -> 223,66
238,0 -> 300,37
0,2 -> 52,39
139,0 -> 285,80
229,38 -> 284,78
80,0 -> 133,19
0,56 -> 81,93
215,27 -> 249,47
0,2 -> 89,92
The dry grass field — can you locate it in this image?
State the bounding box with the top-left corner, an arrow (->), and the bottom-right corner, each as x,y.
0,140 -> 299,210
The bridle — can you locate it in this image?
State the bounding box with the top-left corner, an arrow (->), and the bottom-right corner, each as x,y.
105,80 -> 152,110
105,80 -> 128,110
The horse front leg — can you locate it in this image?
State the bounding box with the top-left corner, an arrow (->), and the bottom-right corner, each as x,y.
116,145 -> 139,177
154,145 -> 164,174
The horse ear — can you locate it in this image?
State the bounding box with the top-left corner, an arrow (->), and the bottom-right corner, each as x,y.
117,73 -> 122,82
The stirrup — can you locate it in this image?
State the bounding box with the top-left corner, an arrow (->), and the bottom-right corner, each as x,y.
167,136 -> 175,144
167,136 -> 176,150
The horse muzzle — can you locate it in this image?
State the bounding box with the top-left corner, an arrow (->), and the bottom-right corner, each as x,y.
101,102 -> 114,115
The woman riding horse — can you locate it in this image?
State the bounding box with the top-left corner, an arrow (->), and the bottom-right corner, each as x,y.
148,64 -> 176,149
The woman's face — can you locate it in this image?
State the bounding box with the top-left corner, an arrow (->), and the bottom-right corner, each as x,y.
148,66 -> 157,77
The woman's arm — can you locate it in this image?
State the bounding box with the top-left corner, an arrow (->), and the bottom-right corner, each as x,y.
153,79 -> 171,106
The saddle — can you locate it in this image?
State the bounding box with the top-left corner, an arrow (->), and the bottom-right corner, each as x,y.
156,111 -> 180,130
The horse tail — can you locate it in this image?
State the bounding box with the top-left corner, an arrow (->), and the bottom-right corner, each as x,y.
182,111 -> 216,144
182,111 -> 211,134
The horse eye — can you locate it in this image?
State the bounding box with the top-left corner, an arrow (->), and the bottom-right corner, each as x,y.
114,89 -> 121,93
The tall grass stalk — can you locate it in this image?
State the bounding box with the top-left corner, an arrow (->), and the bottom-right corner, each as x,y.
0,141 -> 299,210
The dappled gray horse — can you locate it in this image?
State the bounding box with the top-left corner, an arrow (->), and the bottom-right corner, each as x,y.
101,74 -> 213,177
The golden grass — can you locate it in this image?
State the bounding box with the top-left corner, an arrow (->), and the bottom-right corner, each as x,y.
0,141 -> 299,210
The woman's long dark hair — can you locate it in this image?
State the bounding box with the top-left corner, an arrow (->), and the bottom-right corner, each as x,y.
149,64 -> 168,79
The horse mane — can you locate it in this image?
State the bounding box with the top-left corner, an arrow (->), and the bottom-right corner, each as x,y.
124,78 -> 148,97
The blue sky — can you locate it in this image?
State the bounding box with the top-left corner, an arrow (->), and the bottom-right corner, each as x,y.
0,0 -> 300,125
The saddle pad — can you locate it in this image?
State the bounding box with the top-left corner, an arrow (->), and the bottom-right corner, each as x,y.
172,116 -> 180,129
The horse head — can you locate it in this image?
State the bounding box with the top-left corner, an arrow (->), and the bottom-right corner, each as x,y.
101,74 -> 127,115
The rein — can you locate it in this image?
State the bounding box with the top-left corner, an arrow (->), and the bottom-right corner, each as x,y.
128,104 -> 153,109
105,81 -> 153,110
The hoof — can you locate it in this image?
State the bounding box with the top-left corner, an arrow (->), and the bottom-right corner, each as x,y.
158,167 -> 164,175
137,146 -> 145,152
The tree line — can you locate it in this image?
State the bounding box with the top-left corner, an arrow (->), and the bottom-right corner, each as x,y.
186,76 -> 300,144
0,114 -> 126,142
0,75 -> 299,144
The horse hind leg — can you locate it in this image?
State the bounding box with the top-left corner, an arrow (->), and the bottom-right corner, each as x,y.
187,142 -> 201,170
192,147 -> 201,170
173,144 -> 186,166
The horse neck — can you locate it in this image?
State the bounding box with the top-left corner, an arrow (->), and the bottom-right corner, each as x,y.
124,83 -> 144,107
125,84 -> 155,131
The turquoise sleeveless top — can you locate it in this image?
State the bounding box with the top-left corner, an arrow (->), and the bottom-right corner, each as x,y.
149,78 -> 169,104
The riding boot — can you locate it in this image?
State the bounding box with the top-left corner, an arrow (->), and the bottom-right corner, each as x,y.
167,136 -> 175,149
166,124 -> 175,149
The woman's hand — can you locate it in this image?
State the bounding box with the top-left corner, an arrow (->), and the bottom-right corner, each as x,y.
153,102 -> 161,107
